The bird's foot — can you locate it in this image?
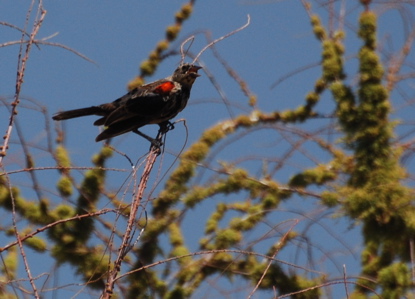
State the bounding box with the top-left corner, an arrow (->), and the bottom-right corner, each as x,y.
158,121 -> 175,134
133,129 -> 163,149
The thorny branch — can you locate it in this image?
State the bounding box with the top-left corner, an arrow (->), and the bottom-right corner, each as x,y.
3,2 -> 47,298
0,2 -> 46,164
102,128 -> 166,299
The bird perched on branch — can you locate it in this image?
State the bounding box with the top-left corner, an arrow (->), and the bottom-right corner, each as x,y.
52,63 -> 201,144
53,15 -> 251,146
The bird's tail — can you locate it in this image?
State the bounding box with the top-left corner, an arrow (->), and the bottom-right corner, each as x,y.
52,106 -> 103,120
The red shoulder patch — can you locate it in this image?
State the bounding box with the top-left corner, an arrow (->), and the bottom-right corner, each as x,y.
154,81 -> 175,95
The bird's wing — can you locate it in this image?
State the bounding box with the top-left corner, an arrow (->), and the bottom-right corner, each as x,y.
102,80 -> 178,126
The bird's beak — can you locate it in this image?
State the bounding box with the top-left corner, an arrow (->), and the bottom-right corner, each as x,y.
189,66 -> 202,77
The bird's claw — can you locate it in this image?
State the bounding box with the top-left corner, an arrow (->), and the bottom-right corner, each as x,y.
158,121 -> 174,134
166,121 -> 175,131
133,129 -> 163,149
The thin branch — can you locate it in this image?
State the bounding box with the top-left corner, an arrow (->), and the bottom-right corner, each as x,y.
0,166 -> 128,176
0,21 -> 31,37
0,2 -> 46,165
115,249 -> 324,282
0,209 -> 115,253
343,264 -> 350,298
0,39 -> 96,64
4,2 -> 47,297
277,280 -> 381,298
102,127 -> 167,298
248,220 -> 299,298
180,35 -> 195,64
192,14 -> 250,63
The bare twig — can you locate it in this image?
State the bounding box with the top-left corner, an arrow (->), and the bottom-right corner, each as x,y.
277,280 -> 381,298
192,14 -> 251,63
3,2 -> 47,297
0,21 -> 31,37
0,209 -> 115,253
0,2 -> 46,165
0,39 -> 96,64
102,127 -> 167,298
0,97 -> 44,201
180,35 -> 195,64
4,166 -> 40,298
115,248 -> 324,282
0,166 -> 128,176
343,264 -> 350,298
248,220 -> 299,298
206,32 -> 257,108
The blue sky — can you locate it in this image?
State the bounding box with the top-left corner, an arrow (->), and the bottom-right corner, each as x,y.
2,1 -> 414,298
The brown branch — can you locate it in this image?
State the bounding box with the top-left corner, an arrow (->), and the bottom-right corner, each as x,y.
207,34 -> 257,108
0,166 -> 128,176
277,280 -> 381,298
102,128 -> 166,298
0,209 -> 115,253
192,14 -> 250,63
0,2 -> 46,165
343,264 -> 350,298
3,2 -> 47,297
4,165 -> 40,297
0,40 -> 95,64
248,220 -> 299,298
115,248 -> 324,282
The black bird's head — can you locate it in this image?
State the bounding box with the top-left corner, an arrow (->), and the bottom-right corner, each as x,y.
171,63 -> 202,88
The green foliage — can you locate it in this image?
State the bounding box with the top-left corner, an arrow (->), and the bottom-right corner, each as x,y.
358,11 -> 377,47
327,5 -> 414,298
57,175 -> 72,197
55,145 -> 71,169
310,15 -> 326,40
289,165 -> 337,187
378,263 -> 410,299
320,191 -> 339,207
24,235 -> 47,252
